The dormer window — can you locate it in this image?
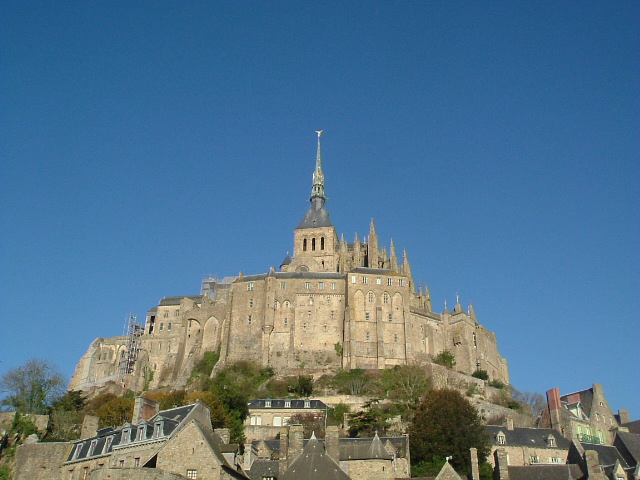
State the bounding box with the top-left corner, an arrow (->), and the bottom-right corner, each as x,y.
547,435 -> 556,447
88,440 -> 98,456
154,422 -> 163,438
265,400 -> 271,408
497,433 -> 506,445
103,436 -> 113,453
122,428 -> 131,444
285,400 -> 291,408
73,443 -> 83,459
304,400 -> 310,408
137,425 -> 146,441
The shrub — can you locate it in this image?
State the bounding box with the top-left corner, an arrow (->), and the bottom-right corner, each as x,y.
472,370 -> 489,380
489,380 -> 504,389
433,351 -> 456,368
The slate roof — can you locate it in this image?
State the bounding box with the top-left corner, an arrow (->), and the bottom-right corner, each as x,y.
248,399 -> 327,410
297,199 -> 333,229
561,388 -> 594,418
280,434 -> 351,480
352,267 -> 393,275
507,464 -> 583,480
158,295 -> 203,306
581,443 -> 629,468
65,403 -> 200,463
245,460 -> 279,480
622,420 -> 640,435
236,272 -> 344,282
486,426 -> 571,449
615,431 -> 640,466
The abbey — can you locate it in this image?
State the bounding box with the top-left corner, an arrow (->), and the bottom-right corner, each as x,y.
70,133 -> 510,392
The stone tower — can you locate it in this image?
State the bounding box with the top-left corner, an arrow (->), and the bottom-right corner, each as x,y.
288,131 -> 339,273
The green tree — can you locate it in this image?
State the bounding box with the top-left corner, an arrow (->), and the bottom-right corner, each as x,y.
293,375 -> 314,397
409,389 -> 489,476
328,403 -> 350,426
381,365 -> 431,411
95,396 -> 134,428
348,400 -> 394,438
0,359 -> 65,414
433,351 -> 456,368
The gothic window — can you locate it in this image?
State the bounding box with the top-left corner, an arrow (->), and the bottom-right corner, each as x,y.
368,291 -> 375,303
303,239 -> 307,251
321,237 -> 325,250
383,292 -> 390,304
247,282 -> 255,291
312,238 -> 316,251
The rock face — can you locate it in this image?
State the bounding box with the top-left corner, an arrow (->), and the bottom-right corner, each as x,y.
70,136 -> 510,393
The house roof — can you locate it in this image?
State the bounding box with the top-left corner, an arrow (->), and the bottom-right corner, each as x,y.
622,420 -> 640,435
615,431 -> 640,465
248,399 -> 328,410
158,296 -> 203,306
279,434 -> 351,480
485,426 -> 571,450
507,464 -> 583,480
581,443 -> 629,468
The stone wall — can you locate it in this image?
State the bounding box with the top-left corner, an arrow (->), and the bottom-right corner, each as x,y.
0,412 -> 49,432
89,468 -> 186,480
13,442 -> 71,480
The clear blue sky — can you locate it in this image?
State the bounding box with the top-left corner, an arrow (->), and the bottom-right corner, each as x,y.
1,2 -> 638,418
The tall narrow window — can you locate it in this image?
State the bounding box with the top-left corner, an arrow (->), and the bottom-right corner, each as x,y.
368,291 -> 375,303
321,237 -> 325,250
312,238 -> 316,250
247,282 -> 254,291
303,238 -> 307,251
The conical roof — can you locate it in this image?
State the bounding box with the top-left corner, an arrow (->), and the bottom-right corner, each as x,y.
280,433 -> 352,480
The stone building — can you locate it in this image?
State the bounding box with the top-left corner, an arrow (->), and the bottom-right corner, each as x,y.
70,132 -> 509,392
541,384 -> 630,446
244,399 -> 327,441
241,425 -> 410,480
485,419 -> 571,467
63,397 -> 246,479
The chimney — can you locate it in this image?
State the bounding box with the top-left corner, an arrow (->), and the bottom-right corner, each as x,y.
80,415 -> 99,439
618,409 -> 631,425
326,426 -> 340,463
243,443 -> 255,471
494,449 -> 509,480
469,447 -> 480,480
289,424 -> 304,466
546,388 -> 562,432
584,450 -> 608,480
279,426 -> 289,477
214,428 -> 231,444
132,396 -> 160,424
506,417 -> 514,431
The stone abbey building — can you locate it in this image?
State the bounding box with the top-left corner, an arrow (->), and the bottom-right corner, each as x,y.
70,133 -> 510,392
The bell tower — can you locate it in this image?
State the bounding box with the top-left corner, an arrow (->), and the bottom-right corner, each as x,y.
288,131 -> 339,272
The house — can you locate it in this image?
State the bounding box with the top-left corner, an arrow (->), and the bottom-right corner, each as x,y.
245,399 -> 327,440
485,418 -> 571,467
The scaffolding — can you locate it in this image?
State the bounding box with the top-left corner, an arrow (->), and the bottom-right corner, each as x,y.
118,313 -> 143,380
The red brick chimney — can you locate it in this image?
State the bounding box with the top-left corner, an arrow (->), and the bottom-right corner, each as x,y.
546,388 -> 562,433
132,396 -> 160,424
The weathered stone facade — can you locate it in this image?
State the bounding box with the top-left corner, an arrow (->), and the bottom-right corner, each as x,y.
70,134 -> 509,392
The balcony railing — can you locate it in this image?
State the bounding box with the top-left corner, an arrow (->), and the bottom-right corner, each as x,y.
577,433 -> 601,444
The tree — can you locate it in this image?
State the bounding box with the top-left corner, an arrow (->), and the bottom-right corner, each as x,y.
381,365 -> 431,411
289,412 -> 325,438
471,370 -> 489,381
408,389 -> 489,477
348,400 -> 394,438
512,390 -> 546,417
0,359 -> 65,414
433,351 -> 456,368
292,375 -> 313,397
94,396 -> 134,428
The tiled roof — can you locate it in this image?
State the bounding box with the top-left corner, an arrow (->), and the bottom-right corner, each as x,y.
486,426 -> 571,449
507,464 -> 583,480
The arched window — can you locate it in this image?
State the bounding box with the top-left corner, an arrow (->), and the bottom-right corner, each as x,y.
312,238 -> 316,251
303,239 -> 307,251
368,291 -> 375,303
284,301 -> 291,309
321,237 -> 325,250
383,292 -> 390,304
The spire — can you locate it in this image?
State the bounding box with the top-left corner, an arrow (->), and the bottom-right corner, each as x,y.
368,218 -> 379,268
402,248 -> 413,288
390,239 -> 398,272
310,130 -> 326,202
297,131 -> 333,229
468,300 -> 478,323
